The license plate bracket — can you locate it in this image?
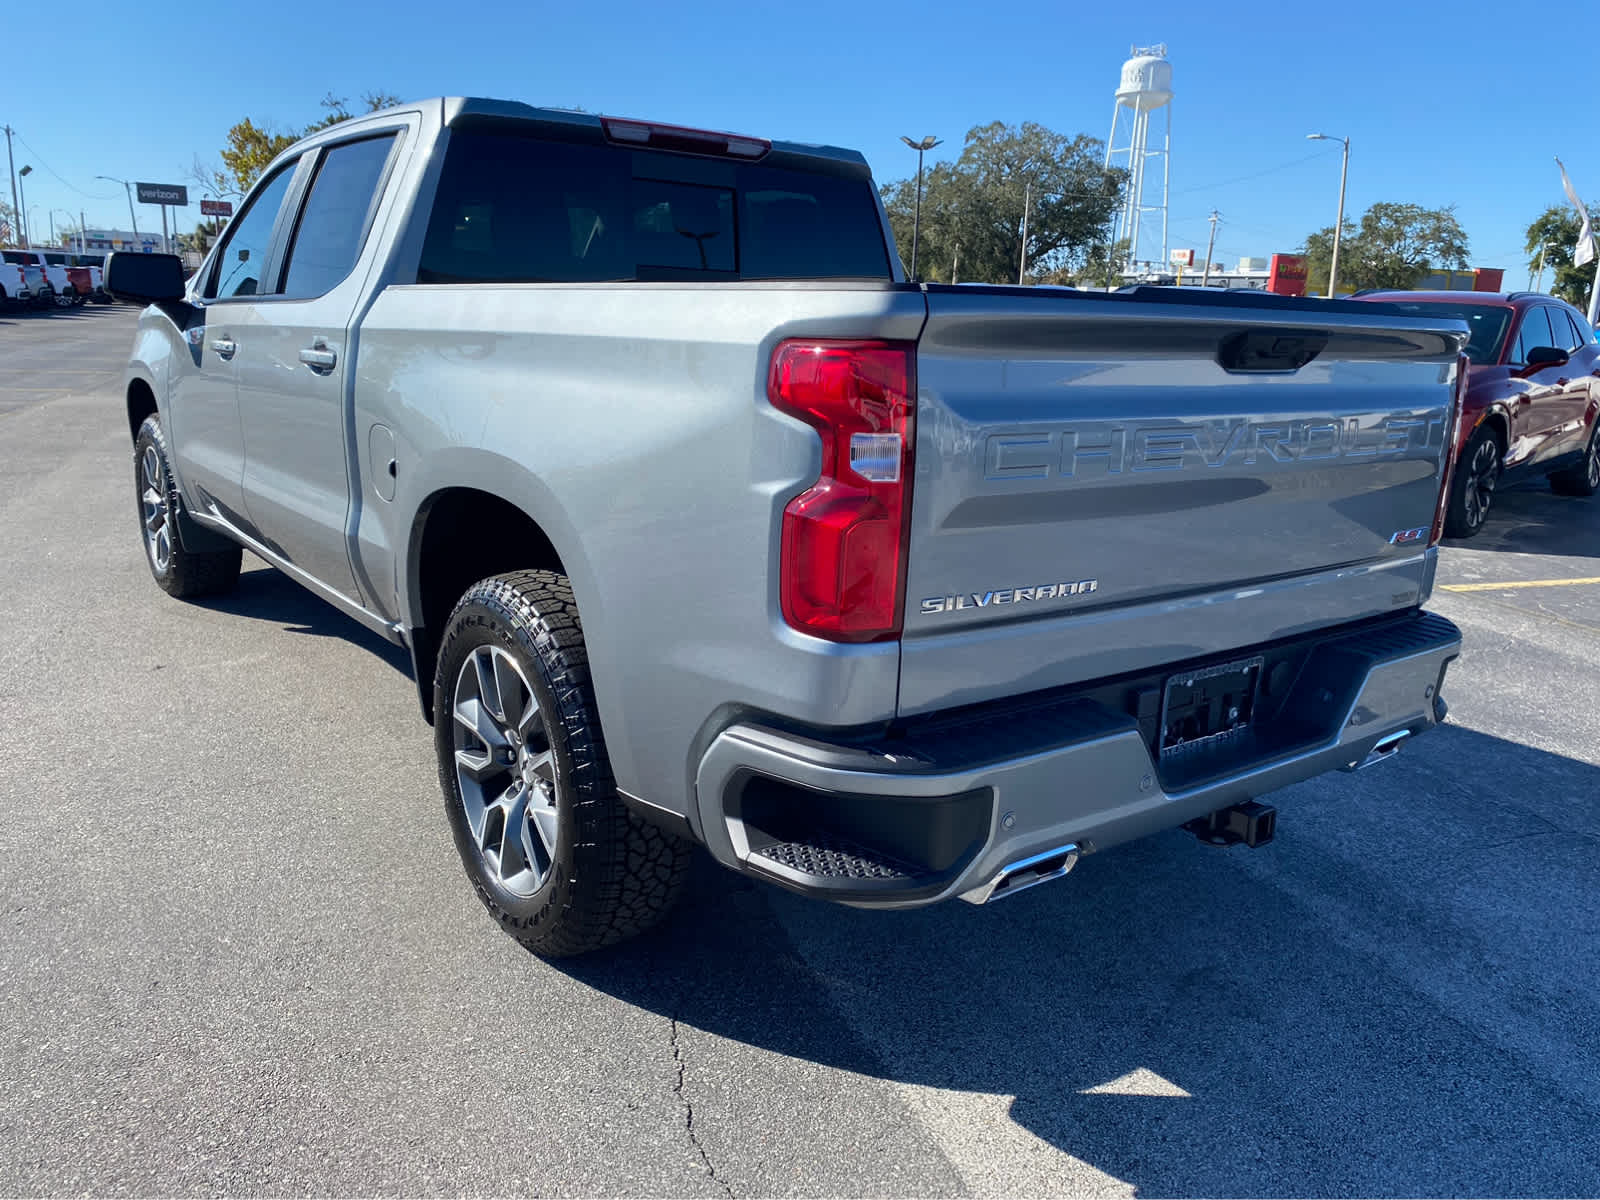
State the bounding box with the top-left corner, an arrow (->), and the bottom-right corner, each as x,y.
1159,656 -> 1264,759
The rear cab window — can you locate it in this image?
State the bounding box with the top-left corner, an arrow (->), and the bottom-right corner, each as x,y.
279,134 -> 398,298
417,127 -> 892,284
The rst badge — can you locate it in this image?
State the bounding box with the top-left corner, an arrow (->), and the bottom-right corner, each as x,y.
1388,526 -> 1429,546
921,579 -> 1098,615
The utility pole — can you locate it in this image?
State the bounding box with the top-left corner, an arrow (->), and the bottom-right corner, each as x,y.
1018,181 -> 1031,284
3,126 -> 18,248
952,244 -> 959,285
1201,210 -> 1220,286
79,210 -> 85,256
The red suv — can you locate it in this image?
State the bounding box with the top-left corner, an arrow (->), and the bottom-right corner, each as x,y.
1356,291 -> 1600,537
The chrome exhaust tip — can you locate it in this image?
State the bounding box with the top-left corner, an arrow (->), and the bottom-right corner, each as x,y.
1342,728 -> 1410,772
960,843 -> 1080,905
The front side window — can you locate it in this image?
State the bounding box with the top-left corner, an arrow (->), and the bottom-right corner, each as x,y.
206,162 -> 297,300
280,135 -> 398,299
1510,307 -> 1555,365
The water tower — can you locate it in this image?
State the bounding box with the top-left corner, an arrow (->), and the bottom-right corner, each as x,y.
1104,44 -> 1173,273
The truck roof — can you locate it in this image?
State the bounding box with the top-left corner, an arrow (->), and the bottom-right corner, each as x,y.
435,97 -> 872,175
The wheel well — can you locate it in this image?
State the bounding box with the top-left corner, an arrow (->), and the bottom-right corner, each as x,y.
127,379 -> 158,443
1473,411 -> 1508,451
410,488 -> 565,722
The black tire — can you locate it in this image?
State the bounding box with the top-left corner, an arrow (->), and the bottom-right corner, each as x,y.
1550,418 -> 1600,498
1444,425 -> 1502,539
133,415 -> 243,597
434,570 -> 692,958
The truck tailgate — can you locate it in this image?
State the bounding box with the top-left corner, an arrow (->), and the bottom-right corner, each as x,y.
900,286 -> 1466,716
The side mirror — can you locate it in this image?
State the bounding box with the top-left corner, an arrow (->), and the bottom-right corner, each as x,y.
1520,345 -> 1570,375
104,252 -> 186,304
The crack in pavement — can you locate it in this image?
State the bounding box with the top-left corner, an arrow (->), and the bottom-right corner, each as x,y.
669,1017 -> 733,1198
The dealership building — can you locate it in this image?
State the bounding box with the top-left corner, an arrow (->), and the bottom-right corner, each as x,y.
1125,253 -> 1506,296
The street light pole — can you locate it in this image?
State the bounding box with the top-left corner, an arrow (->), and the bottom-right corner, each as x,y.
1308,133 -> 1350,297
899,134 -> 941,281
1532,242 -> 1552,292
1018,181 -> 1031,284
97,176 -> 139,240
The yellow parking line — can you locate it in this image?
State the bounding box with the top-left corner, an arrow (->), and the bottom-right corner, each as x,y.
1441,577 -> 1600,592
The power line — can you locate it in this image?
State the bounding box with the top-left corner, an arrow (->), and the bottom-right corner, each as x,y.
13,132 -> 118,200
1171,148 -> 1333,197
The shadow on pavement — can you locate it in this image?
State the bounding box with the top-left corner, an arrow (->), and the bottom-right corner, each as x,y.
195,562 -> 413,676
558,723 -> 1600,1197
1444,482 -> 1600,560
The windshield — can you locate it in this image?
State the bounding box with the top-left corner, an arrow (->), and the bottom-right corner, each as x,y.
1380,301 -> 1512,364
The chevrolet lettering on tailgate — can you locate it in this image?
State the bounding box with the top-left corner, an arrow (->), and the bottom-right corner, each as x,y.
985,414 -> 1449,482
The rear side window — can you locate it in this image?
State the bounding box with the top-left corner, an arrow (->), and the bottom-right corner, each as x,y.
418,129 -> 891,284
206,163 -> 297,300
280,134 -> 397,299
1546,307 -> 1583,352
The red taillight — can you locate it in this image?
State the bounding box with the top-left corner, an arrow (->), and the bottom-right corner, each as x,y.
768,340 -> 916,642
601,116 -> 770,160
1429,351 -> 1469,547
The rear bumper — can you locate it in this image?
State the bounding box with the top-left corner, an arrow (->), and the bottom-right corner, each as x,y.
693,610 -> 1460,907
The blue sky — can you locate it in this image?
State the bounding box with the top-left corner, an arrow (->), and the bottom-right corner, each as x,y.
5,0 -> 1594,280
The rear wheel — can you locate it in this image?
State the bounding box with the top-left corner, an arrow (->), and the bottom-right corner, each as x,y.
1444,426 -> 1501,538
1550,419 -> 1600,498
133,415 -> 242,597
435,570 -> 692,958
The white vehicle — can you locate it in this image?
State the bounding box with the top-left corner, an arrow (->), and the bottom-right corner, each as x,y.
12,248 -> 76,305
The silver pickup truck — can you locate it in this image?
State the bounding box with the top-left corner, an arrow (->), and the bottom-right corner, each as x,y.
110,98 -> 1466,957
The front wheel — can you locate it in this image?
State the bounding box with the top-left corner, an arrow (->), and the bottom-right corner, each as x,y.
1444,426 -> 1502,538
435,570 -> 692,958
133,415 -> 242,597
1550,419 -> 1600,498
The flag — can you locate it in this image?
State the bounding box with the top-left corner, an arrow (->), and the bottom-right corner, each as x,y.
1557,158 -> 1595,269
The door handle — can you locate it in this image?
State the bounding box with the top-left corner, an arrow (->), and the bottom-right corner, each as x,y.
210,337 -> 236,360
299,345 -> 337,372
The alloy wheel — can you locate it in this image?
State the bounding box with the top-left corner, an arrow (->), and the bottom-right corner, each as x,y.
452,644 -> 560,898
140,445 -> 172,573
1463,438 -> 1499,530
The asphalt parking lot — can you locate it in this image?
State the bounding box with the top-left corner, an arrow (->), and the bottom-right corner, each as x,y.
3,305 -> 1598,1197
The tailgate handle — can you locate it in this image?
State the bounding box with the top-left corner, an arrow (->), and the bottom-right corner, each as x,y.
1217,329 -> 1328,373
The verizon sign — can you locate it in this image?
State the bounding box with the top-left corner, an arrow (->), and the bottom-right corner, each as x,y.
135,182 -> 188,206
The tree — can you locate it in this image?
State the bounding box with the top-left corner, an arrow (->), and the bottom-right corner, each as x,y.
214,118 -> 298,196
1299,202 -> 1469,293
1524,204 -> 1596,307
304,90 -> 404,133
193,91 -> 401,198
879,121 -> 1125,284
1071,238 -> 1132,289
0,198 -> 18,246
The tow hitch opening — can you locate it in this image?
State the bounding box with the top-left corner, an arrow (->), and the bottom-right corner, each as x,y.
1185,800 -> 1276,848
